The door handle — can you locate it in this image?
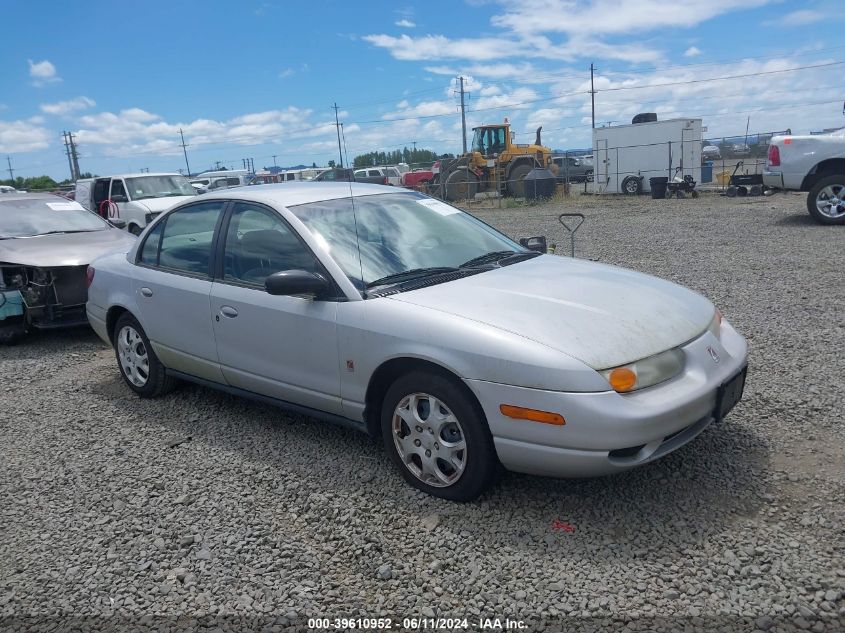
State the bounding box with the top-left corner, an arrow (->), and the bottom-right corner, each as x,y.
140,287 -> 153,297
220,306 -> 239,318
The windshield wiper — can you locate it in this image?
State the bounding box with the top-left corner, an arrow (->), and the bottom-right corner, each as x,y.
30,229 -> 97,237
459,250 -> 539,268
366,267 -> 459,289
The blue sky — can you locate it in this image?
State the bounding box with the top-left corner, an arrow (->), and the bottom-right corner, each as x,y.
1,0 -> 843,180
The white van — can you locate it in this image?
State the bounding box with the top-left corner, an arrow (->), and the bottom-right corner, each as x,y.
75,173 -> 196,235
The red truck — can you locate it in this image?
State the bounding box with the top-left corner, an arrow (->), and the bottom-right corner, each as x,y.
401,169 -> 435,189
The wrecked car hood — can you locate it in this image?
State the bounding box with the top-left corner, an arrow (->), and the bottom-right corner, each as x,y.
390,255 -> 715,369
0,229 -> 136,267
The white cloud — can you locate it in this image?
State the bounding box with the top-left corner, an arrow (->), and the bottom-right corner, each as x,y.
28,59 -> 61,86
73,106 -> 325,157
425,62 -> 539,80
279,68 -> 296,78
366,1 -> 779,66
395,19 -> 416,27
683,46 -> 702,57
490,0 -> 773,36
0,118 -> 52,153
363,34 -> 524,61
40,96 -> 96,115
768,9 -> 824,26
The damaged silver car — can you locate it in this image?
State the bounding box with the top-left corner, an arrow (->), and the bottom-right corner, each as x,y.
0,193 -> 136,343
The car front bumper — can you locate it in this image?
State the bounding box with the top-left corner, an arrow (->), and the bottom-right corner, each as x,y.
465,319 -> 748,478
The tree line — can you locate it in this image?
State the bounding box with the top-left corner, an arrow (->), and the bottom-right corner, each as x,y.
1,173 -> 94,191
351,147 -> 453,169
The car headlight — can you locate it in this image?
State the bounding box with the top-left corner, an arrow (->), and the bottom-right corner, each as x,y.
707,307 -> 723,340
600,348 -> 685,393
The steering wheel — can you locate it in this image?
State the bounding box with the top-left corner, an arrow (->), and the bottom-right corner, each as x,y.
410,234 -> 444,250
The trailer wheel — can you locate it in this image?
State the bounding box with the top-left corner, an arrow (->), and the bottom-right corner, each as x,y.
621,176 -> 642,195
691,190 -> 699,199
725,186 -> 737,197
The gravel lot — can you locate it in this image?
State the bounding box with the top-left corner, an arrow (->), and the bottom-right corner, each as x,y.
1,191 -> 842,633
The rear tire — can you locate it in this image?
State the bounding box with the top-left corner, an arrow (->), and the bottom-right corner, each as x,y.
381,371 -> 497,501
113,312 -> 175,398
806,174 -> 845,225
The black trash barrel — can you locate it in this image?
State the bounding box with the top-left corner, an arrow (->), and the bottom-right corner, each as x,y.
649,177 -> 668,199
523,168 -> 556,201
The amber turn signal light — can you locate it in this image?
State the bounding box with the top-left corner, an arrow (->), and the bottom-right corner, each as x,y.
500,404 -> 565,426
607,367 -> 637,393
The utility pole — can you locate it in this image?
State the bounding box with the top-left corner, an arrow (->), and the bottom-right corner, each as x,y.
179,128 -> 191,176
332,103 -> 344,168
272,154 -> 277,167
590,63 -> 596,130
62,132 -> 75,181
214,161 -> 222,170
458,77 -> 468,154
6,156 -> 14,182
68,132 -> 81,181
340,123 -> 349,169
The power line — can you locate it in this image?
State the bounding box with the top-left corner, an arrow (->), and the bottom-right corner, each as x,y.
597,61 -> 843,93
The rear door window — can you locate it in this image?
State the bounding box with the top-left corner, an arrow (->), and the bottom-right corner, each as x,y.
153,201 -> 225,276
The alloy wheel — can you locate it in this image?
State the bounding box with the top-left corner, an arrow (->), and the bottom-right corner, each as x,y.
117,325 -> 150,387
815,183 -> 845,219
392,393 -> 467,488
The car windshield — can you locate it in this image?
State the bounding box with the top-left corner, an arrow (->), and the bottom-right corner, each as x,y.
125,175 -> 195,200
289,192 -> 524,293
0,197 -> 108,238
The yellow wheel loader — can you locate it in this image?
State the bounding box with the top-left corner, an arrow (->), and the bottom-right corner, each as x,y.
437,121 -> 553,202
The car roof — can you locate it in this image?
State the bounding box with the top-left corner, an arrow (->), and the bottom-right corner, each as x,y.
197,181 -> 410,207
0,192 -> 62,202
79,172 -> 184,180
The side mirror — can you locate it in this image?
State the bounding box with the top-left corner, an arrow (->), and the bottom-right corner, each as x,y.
109,218 -> 127,229
110,194 -> 128,203
519,236 -> 548,253
265,270 -> 329,298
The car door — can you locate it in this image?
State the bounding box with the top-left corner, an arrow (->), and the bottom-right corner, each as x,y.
209,200 -> 342,414
132,199 -> 227,383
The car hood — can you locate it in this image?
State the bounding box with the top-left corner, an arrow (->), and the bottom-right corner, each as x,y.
390,255 -> 714,369
0,229 -> 136,267
135,196 -> 194,213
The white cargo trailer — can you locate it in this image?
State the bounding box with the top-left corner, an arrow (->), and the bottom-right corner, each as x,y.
593,118 -> 702,195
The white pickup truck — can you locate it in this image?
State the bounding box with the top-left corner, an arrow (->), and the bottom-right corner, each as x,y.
763,129 -> 845,225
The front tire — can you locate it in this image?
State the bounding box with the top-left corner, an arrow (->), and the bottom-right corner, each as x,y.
807,174 -> 845,225
444,169 -> 479,202
381,371 -> 497,501
113,312 -> 175,398
506,164 -> 533,198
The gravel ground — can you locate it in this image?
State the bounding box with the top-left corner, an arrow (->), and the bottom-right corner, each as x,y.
1,191 -> 842,633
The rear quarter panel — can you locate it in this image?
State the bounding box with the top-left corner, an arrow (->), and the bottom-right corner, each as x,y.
86,252 -> 140,343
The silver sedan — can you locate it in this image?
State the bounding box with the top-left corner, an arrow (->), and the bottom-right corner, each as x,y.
86,183 -> 748,500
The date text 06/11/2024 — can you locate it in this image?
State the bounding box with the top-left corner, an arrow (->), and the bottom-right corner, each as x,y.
307,617 -> 528,630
